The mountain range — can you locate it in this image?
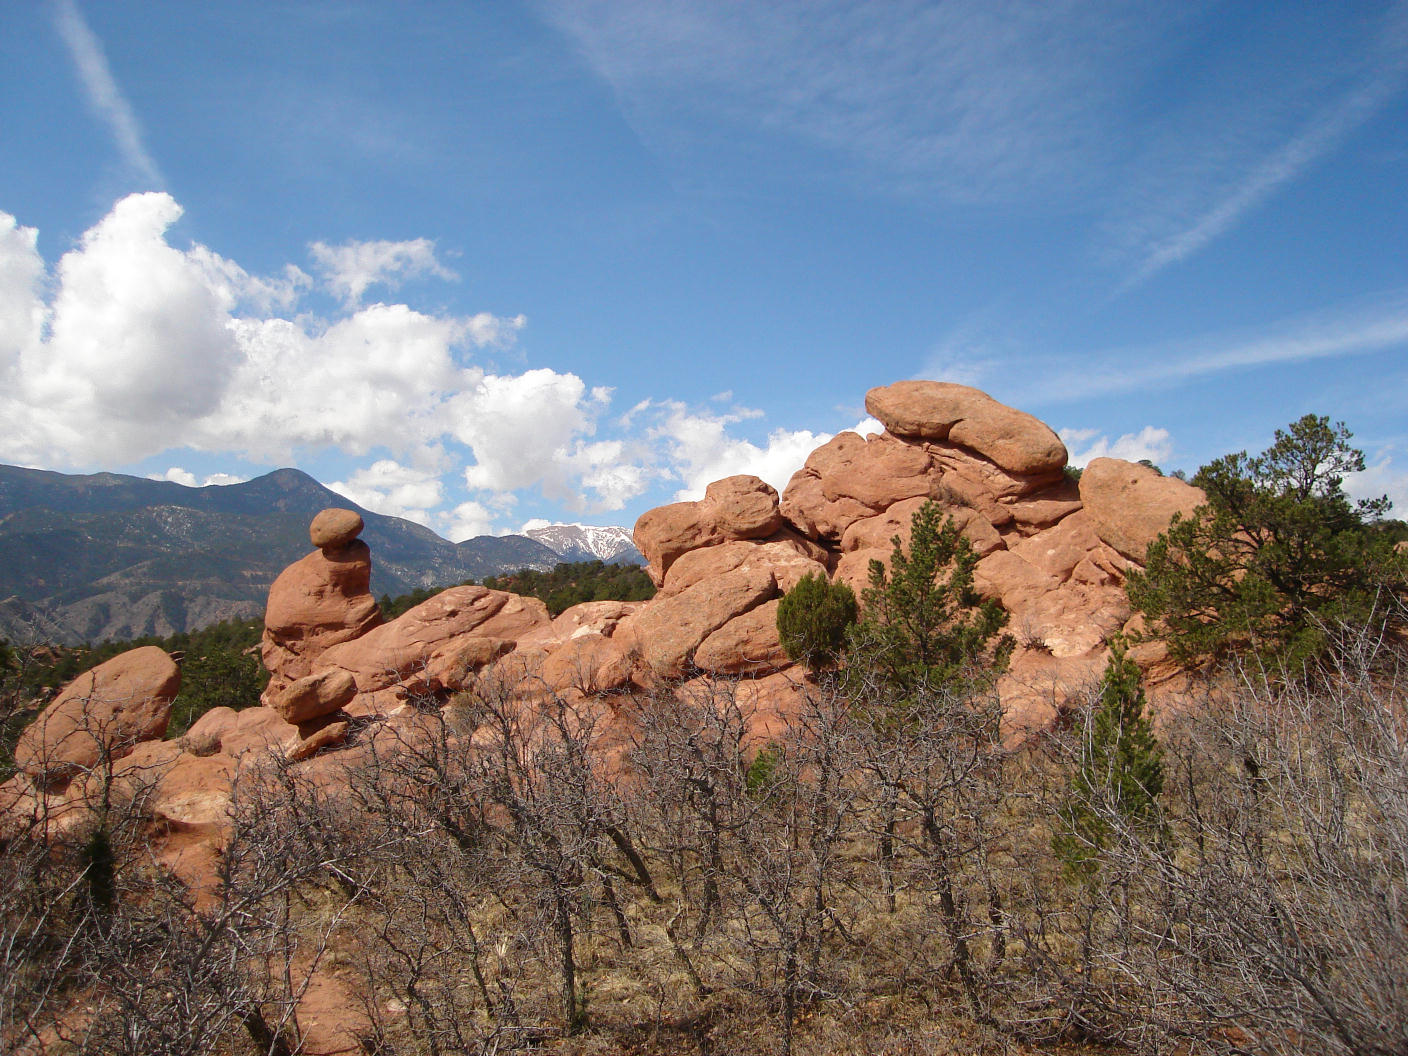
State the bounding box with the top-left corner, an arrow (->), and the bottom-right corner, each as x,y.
524,523 -> 640,564
0,463 -> 639,645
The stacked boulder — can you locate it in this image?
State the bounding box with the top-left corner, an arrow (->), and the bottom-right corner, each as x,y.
260,509 -> 380,709
625,381 -> 1205,733
181,383 -> 1203,743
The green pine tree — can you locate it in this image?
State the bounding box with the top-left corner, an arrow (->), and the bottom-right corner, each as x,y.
1055,638 -> 1164,877
1127,414 -> 1406,671
846,500 -> 1012,698
776,572 -> 858,671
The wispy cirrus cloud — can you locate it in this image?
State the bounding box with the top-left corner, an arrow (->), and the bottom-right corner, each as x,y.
1015,290 -> 1408,407
545,0 -> 1407,284
51,0 -> 163,187
1116,4 -> 1408,287
538,0 -> 1176,201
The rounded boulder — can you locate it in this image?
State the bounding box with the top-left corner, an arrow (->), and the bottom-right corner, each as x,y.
866,380 -> 1067,476
309,508 -> 364,550
15,646 -> 181,785
1079,458 -> 1206,562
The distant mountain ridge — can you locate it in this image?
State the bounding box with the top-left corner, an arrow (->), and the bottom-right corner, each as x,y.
524,523 -> 643,565
0,464 -> 562,644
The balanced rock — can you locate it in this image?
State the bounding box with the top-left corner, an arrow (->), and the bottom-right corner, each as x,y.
866,380 -> 1068,476
261,533 -> 382,700
15,645 -> 180,785
309,507 -> 364,550
1079,458 -> 1205,562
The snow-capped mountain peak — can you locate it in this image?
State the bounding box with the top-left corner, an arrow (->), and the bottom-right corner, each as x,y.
524,523 -> 643,564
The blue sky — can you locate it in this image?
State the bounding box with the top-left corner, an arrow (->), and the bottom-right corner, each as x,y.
2,0 -> 1406,538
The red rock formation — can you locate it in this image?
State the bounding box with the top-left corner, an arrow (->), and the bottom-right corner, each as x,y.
634,474 -> 784,583
617,564 -> 777,678
319,585 -> 548,695
14,645 -> 180,786
309,507 -> 365,549
260,534 -> 382,702
1078,457 -> 1205,562
866,380 -> 1068,476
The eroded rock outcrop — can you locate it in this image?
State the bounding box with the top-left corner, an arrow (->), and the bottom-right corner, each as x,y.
623,382 -> 1204,732
617,564 -> 777,678
9,385 -> 1207,847
866,379 -> 1068,476
2,384 -> 1218,1053
319,585 -> 548,696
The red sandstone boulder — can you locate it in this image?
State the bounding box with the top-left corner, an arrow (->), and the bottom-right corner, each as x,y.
1006,512 -> 1107,584
287,720 -> 351,762
780,432 -> 938,542
539,634 -> 638,694
133,744 -> 234,832
261,540 -> 382,698
997,649 -> 1108,740
319,585 -> 548,694
866,381 -> 1068,476
831,547 -> 889,598
974,550 -> 1062,613
15,646 -> 180,785
265,668 -> 358,724
763,525 -> 833,564
618,565 -> 777,678
706,475 -> 784,539
694,599 -> 791,676
1079,458 -> 1205,562
309,507 -> 364,549
661,539 -> 829,597
202,707 -> 302,759
181,706 -> 241,754
514,600 -> 641,652
840,496 -> 1004,558
634,474 -> 783,583
929,445 -> 1064,522
633,501 -> 721,583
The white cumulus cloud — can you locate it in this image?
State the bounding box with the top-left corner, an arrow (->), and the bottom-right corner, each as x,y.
1346,456 -> 1408,518
452,370 -> 623,505
1060,425 -> 1174,469
643,399 -> 830,500
328,459 -> 446,526
150,467 -> 249,488
441,500 -> 500,542
309,237 -> 459,306
0,193 -> 846,536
